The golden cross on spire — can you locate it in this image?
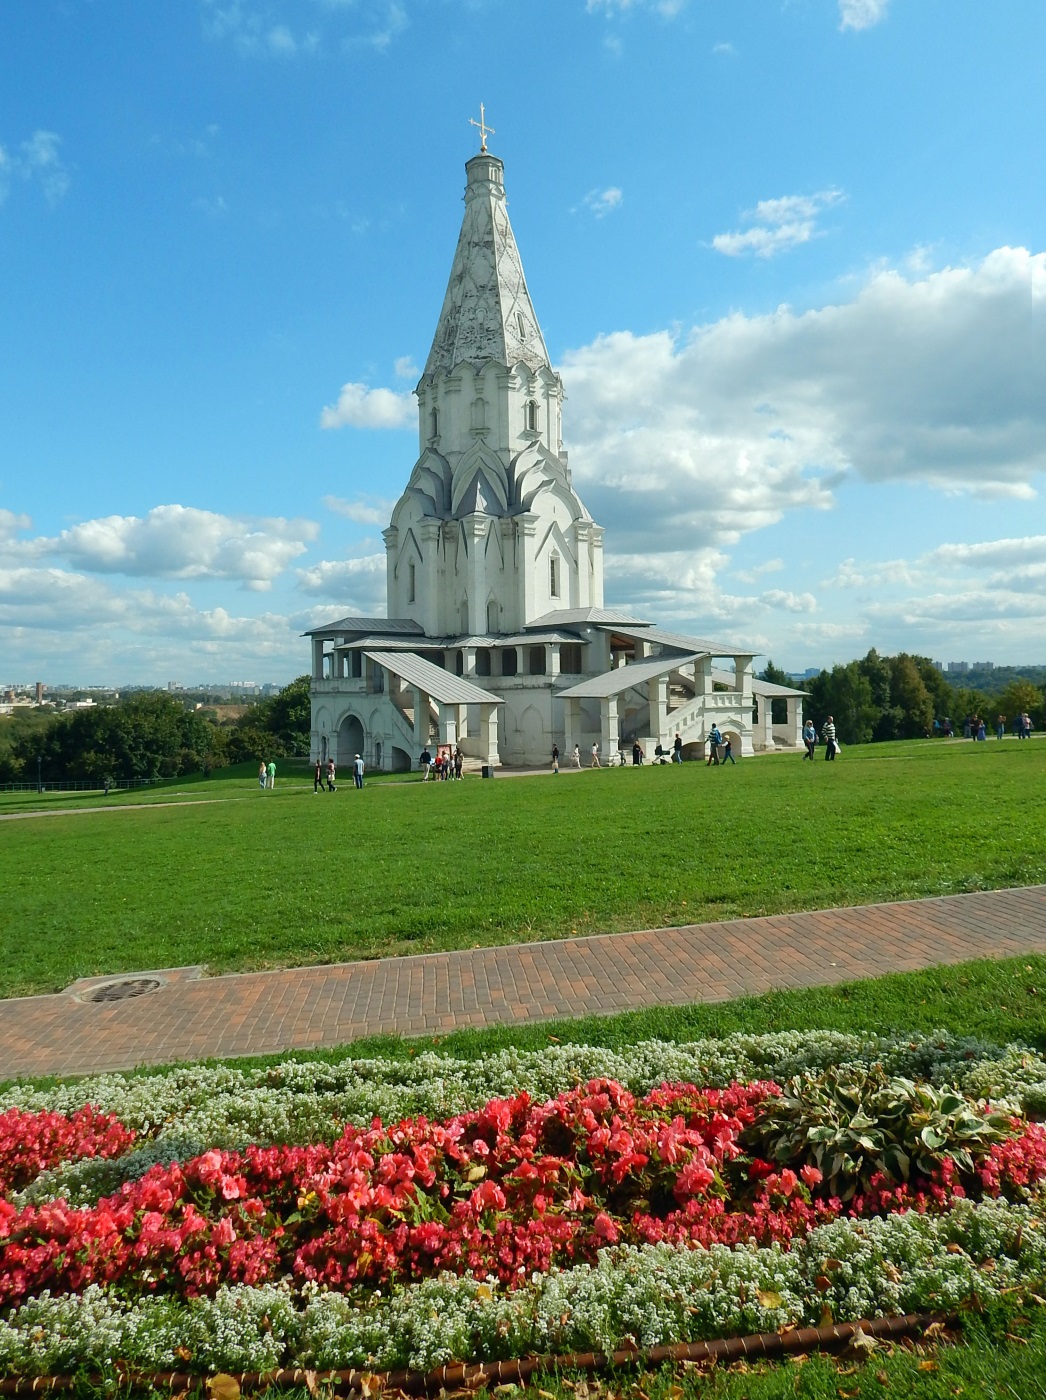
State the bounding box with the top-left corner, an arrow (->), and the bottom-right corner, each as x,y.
469,103 -> 495,153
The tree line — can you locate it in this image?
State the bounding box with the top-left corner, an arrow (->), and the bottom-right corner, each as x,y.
763,650 -> 1046,747
0,677 -> 312,784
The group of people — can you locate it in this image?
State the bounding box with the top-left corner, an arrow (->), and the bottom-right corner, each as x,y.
550,731 -> 733,769
802,716 -> 840,761
419,747 -> 464,780
257,760 -> 276,789
312,755 -> 365,791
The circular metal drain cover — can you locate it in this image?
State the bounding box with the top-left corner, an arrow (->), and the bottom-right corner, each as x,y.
87,977 -> 162,1003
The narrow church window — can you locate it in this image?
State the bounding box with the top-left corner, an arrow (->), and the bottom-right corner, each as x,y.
502,648 -> 518,676
525,399 -> 538,433
486,598 -> 498,633
529,646 -> 547,676
476,648 -> 491,676
471,397 -> 486,430
560,643 -> 583,674
350,651 -> 362,679
549,554 -> 559,598
429,407 -> 439,439
517,312 -> 526,340
408,561 -> 416,603
455,650 -> 464,676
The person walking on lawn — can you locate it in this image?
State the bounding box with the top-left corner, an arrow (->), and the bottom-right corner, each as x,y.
266,759 -> 276,789
326,757 -> 337,792
313,759 -> 324,793
802,719 -> 817,761
706,726 -> 722,766
352,754 -> 365,789
822,716 -> 837,761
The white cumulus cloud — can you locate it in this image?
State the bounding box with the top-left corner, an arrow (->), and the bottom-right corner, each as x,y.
322,494 -> 394,526
839,0 -> 891,32
320,381 -> 415,430
712,189 -> 844,259
6,505 -> 318,590
0,129 -> 69,207
296,554 -> 386,608
581,186 -> 623,219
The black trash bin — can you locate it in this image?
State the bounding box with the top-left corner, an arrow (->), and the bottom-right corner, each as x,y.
481,765 -> 493,779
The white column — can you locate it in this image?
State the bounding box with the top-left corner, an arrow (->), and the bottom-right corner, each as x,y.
600,696 -> 619,759
478,703 -> 500,765
787,696 -> 803,746
412,686 -> 429,751
647,672 -> 668,747
438,704 -> 458,747
312,639 -> 326,679
563,696 -> 578,757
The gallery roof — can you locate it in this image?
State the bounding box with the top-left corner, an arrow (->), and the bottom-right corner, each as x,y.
604,624 -> 756,659
557,654 -> 702,700
303,616 -> 424,640
525,607 -> 651,629
363,650 -> 502,707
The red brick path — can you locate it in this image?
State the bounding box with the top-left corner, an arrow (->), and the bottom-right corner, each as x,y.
2,886 -> 1046,1079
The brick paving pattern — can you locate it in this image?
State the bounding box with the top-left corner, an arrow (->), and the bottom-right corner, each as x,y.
2,885 -> 1046,1079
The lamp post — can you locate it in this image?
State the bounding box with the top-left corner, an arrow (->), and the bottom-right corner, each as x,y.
36,754 -> 42,794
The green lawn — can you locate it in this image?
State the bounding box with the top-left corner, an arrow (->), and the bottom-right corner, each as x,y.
1,737 -> 1045,1000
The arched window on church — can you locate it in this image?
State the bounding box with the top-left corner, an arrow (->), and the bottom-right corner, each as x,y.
529,646 -> 547,676
524,399 -> 538,433
549,554 -> 560,599
459,596 -> 469,634
471,397 -> 486,431
429,407 -> 439,440
486,598 -> 498,633
475,648 -> 491,676
517,312 -> 526,341
408,561 -> 416,604
502,648 -> 518,676
455,650 -> 464,676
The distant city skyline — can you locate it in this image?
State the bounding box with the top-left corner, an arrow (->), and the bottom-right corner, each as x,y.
1,2 -> 1044,682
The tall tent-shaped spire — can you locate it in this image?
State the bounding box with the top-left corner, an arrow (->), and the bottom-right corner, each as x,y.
423,152 -> 550,377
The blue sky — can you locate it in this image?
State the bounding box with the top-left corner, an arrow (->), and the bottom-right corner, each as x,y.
1,0 -> 1043,684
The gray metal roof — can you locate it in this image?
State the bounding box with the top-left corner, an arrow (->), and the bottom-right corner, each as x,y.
304,616 -> 424,639
558,654 -> 701,700
711,667 -> 808,698
364,650 -> 503,706
603,624 -> 756,658
525,607 -> 651,629
498,630 -> 585,646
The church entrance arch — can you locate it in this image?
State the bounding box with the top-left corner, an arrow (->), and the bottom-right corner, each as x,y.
338,713 -> 365,765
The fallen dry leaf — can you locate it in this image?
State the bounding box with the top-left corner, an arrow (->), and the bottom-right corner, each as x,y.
917,1359 -> 939,1372
207,1377 -> 241,1400
876,1370 -> 890,1386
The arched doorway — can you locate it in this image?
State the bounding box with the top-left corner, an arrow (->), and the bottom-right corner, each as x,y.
338,713 -> 365,765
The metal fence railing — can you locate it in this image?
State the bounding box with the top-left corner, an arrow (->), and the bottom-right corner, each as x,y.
0,779 -> 162,793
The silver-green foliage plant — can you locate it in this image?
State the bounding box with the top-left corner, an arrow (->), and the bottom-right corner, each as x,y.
752,1065 -> 1017,1199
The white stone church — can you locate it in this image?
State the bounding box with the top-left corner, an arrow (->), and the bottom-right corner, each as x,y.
308,140 -> 806,771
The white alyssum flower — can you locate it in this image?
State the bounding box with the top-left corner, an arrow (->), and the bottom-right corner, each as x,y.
0,1196 -> 1043,1378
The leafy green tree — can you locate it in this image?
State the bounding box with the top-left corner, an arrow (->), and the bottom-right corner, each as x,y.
807,663 -> 879,745
11,693 -> 221,782
998,680 -> 1045,728
758,660 -> 791,723
888,654 -> 935,739
231,676 -> 311,759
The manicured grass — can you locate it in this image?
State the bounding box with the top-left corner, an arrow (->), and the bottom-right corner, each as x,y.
520,1301 -> 1046,1400
2,738 -> 1045,999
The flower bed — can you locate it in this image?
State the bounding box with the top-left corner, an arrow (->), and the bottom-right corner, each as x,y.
2,1032 -> 1046,1380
